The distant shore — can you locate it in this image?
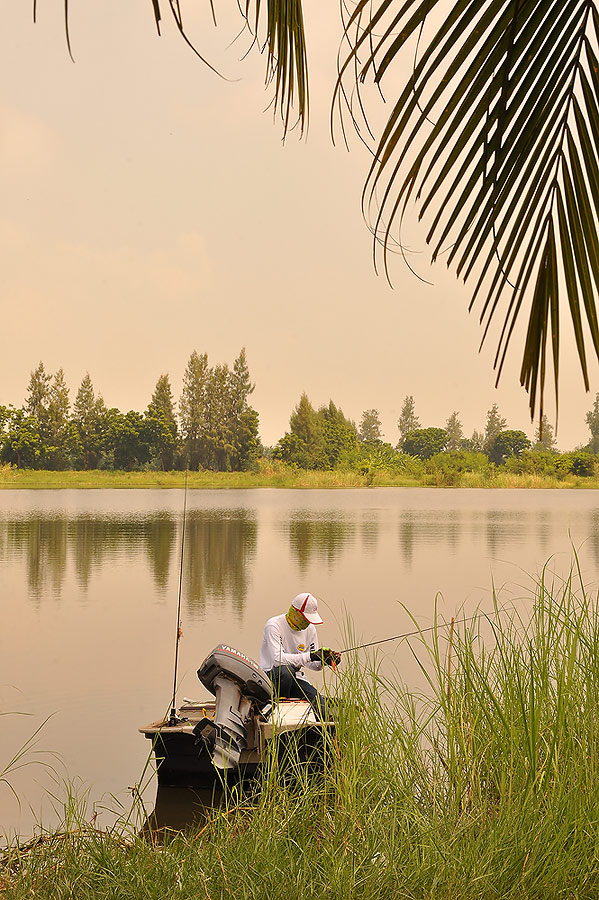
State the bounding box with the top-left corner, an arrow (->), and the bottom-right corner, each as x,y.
0,466 -> 597,489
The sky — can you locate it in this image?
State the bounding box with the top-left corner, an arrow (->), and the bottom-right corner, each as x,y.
1,1 -> 598,451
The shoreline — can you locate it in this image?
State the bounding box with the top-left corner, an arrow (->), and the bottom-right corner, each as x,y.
0,468 -> 597,490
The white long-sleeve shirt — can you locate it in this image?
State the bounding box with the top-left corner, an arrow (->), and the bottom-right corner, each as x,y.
260,614 -> 321,675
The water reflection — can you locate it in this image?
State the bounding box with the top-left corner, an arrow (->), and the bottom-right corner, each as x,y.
0,509 -> 256,614
398,510 -> 462,563
143,786 -> 224,838
184,510 -> 257,618
288,511 -> 356,571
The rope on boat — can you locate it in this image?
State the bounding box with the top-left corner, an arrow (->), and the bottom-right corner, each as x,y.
170,467 -> 189,724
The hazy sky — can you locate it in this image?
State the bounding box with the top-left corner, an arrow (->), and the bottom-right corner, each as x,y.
1,2 -> 598,450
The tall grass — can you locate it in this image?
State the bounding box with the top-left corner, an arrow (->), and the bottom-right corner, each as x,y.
1,464 -> 596,489
3,567 -> 599,897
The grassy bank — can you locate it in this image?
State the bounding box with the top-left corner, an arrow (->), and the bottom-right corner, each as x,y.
3,571 -> 599,898
0,463 -> 597,490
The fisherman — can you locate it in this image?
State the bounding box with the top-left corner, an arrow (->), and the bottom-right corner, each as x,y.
260,592 -> 341,720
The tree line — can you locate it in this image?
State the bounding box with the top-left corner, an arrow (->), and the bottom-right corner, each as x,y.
272,394 -> 599,479
0,350 -> 259,471
2,359 -> 599,474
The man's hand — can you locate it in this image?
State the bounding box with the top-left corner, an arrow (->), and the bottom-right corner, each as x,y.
310,648 -> 342,668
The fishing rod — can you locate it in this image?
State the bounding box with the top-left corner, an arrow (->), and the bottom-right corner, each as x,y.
169,467 -> 189,725
340,614 -> 480,654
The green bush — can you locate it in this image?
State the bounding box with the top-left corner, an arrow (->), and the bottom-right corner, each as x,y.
555,450 -> 596,478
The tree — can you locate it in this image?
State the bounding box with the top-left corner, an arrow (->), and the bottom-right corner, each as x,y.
534,415 -> 557,452
179,351 -> 209,469
275,394 -> 325,469
402,427 -> 448,460
465,430 -> 485,453
107,410 -> 151,471
25,362 -> 51,434
359,409 -> 383,443
203,363 -> 235,471
73,374 -> 108,470
397,396 -> 420,448
146,374 -> 178,470
319,401 -> 358,469
444,412 -> 464,452
1,408 -> 43,468
484,405 -> 508,454
229,349 -> 260,470
488,430 -> 532,465
46,368 -> 76,469
586,394 -> 599,453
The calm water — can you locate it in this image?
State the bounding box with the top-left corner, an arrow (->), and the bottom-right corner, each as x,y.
2,487 -> 599,837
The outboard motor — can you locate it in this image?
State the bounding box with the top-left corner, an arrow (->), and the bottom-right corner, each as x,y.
195,645 -> 272,770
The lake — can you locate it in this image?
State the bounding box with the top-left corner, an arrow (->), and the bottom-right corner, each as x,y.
2,487 -> 599,838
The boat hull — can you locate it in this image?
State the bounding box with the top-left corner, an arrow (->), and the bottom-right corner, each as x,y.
140,700 -> 332,790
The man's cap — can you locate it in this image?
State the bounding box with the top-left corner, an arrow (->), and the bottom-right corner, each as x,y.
291,592 -> 323,625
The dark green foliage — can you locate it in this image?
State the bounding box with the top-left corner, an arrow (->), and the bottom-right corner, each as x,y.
106,410 -> 152,471
179,349 -> 259,471
274,395 -> 357,470
556,450 -> 596,477
487,429 -> 532,465
503,449 -> 560,477
72,374 -> 108,470
146,375 -> 178,470
1,408 -> 44,468
426,450 -> 490,484
403,427 -> 448,459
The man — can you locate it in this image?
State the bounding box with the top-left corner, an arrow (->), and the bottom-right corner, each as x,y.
260,592 -> 341,720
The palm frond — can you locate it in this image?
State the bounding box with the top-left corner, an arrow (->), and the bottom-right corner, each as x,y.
58,1 -> 308,134
336,0 -> 599,420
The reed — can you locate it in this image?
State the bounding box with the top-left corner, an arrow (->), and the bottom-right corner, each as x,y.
3,567 -> 599,897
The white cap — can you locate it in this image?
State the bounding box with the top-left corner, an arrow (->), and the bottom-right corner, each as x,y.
291,592 -> 323,625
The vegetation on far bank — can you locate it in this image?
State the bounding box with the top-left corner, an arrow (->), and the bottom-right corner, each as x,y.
5,355 -> 599,483
3,569 -> 599,898
1,459 -> 599,489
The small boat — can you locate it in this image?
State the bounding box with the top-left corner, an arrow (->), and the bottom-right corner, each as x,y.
140,644 -> 333,789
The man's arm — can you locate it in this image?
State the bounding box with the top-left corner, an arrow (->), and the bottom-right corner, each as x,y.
262,620 -> 311,670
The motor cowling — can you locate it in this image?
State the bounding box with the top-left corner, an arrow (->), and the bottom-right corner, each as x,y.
197,645 -> 272,704
196,645 -> 272,770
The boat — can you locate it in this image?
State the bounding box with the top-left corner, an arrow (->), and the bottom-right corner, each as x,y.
140,644 -> 333,789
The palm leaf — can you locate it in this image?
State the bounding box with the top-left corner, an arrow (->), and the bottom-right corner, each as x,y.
336,0 -> 599,421
58,1 -> 309,133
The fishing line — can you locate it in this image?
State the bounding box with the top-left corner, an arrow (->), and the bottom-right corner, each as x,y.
169,467 -> 189,724
341,614 -> 480,654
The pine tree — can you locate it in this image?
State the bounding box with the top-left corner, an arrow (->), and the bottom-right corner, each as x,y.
445,411 -> 464,451
25,362 -> 51,431
146,374 -> 178,470
484,404 -> 507,453
73,374 -> 107,469
397,396 -> 420,448
46,368 -> 73,469
534,414 -> 557,451
204,363 -> 234,471
469,429 -> 485,452
230,349 -> 259,470
275,394 -> 325,468
359,409 -> 383,443
179,351 -> 209,469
